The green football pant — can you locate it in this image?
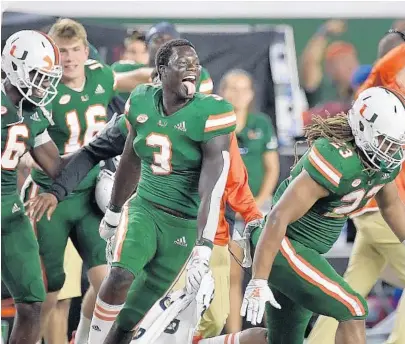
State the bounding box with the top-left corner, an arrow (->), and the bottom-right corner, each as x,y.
308,211 -> 405,344
251,229 -> 368,344
1,193 -> 46,303
24,178 -> 106,293
112,195 -> 197,331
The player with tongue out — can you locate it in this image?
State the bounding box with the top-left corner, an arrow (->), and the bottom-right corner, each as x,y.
77,38 -> 237,344
182,75 -> 197,97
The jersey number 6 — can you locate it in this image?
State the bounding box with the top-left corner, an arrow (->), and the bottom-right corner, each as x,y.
1,125 -> 29,170
146,133 -> 172,175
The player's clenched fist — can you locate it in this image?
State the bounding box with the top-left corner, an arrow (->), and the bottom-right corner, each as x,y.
241,279 -> 281,325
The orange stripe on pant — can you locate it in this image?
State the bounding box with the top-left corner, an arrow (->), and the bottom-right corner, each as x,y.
113,204 -> 130,262
280,237 -> 365,317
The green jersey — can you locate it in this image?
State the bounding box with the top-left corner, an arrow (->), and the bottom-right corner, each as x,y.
1,91 -> 50,195
237,113 -> 278,196
197,67 -> 213,94
125,84 -> 236,217
31,59 -> 117,191
111,60 -> 213,101
274,138 -> 400,254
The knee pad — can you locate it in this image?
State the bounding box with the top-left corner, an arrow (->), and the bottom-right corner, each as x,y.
46,271 -> 66,293
109,267 -> 135,290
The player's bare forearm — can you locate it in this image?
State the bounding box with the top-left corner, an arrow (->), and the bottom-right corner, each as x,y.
197,134 -> 231,244
115,67 -> 154,92
376,182 -> 405,242
109,124 -> 140,209
30,141 -> 68,179
252,210 -> 287,279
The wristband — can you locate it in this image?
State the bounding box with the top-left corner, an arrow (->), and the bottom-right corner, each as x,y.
195,238 -> 214,250
47,184 -> 65,202
107,203 -> 122,213
105,207 -> 122,227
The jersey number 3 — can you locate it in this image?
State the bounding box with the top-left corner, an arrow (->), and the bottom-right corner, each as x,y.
146,133 -> 172,175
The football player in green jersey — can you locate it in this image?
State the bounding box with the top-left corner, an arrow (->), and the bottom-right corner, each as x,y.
240,86 -> 405,344
20,18 -> 153,344
1,30 -> 65,344
83,38 -> 236,344
112,22 -> 213,101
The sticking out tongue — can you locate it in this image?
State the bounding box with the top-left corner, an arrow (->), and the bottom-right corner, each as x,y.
182,81 -> 196,96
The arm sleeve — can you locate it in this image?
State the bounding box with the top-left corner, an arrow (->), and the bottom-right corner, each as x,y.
49,115 -> 126,201
226,133 -> 263,222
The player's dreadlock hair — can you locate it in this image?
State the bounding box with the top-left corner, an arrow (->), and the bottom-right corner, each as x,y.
294,112 -> 374,170
293,112 -> 358,168
154,39 -> 196,79
304,113 -> 354,146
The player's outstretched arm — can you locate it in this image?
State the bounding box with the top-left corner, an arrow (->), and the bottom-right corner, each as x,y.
49,114 -> 126,202
24,116 -> 126,222
114,67 -> 155,93
29,132 -> 67,180
185,133 -> 231,294
241,170 -> 328,325
99,121 -> 141,240
375,181 -> 405,243
197,133 -> 232,242
108,122 -> 140,208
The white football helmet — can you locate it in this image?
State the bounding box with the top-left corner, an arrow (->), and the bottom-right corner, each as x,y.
348,87 -> 405,172
95,169 -> 115,213
2,30 -> 62,108
132,271 -> 215,344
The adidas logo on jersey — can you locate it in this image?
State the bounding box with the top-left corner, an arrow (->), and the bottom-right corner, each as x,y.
174,237 -> 187,247
12,203 -> 21,214
174,121 -> 186,132
30,112 -> 41,121
95,84 -> 105,94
